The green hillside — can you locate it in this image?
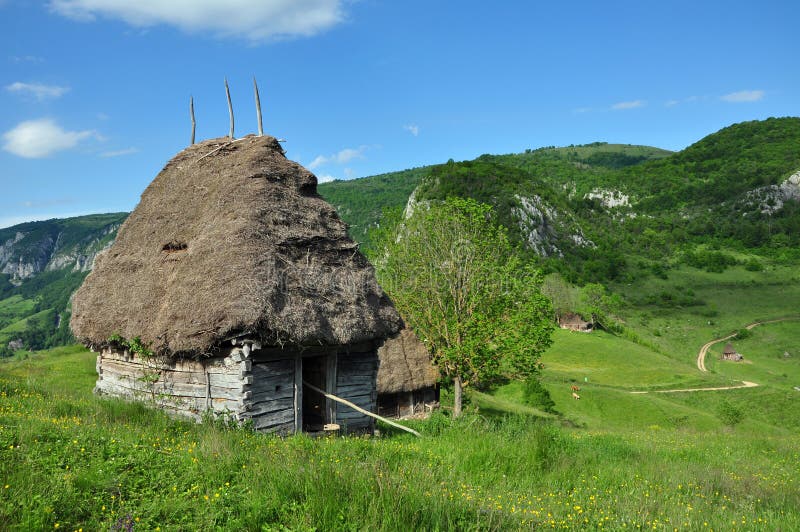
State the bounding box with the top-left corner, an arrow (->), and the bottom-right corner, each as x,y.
327,117 -> 800,286
0,213 -> 127,356
317,141 -> 672,249
4,118 -> 800,353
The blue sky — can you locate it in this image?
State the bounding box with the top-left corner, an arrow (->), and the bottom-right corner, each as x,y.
1,0 -> 798,228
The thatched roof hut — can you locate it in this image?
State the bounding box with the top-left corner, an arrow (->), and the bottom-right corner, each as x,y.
558,312 -> 593,333
722,342 -> 743,361
723,343 -> 736,355
71,135 -> 402,433
376,328 -> 439,417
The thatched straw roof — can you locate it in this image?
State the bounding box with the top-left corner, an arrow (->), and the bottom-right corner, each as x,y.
723,343 -> 736,354
377,328 -> 438,394
71,135 -> 402,356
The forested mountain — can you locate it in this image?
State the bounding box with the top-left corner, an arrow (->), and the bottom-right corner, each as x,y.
0,213 -> 127,354
2,118 -> 798,353
320,117 -> 800,283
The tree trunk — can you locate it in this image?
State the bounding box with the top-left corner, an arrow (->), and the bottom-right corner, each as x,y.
453,375 -> 463,418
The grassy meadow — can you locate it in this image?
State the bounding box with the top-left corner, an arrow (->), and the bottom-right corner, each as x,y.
1,261 -> 799,530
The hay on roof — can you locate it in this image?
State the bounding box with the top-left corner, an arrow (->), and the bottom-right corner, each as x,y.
377,328 -> 438,394
71,135 -> 402,356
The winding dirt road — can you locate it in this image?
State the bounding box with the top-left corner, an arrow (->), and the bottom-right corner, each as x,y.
696,317 -> 800,372
632,316 -> 799,395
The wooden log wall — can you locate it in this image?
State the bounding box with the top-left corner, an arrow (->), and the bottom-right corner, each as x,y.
241,359 -> 294,433
335,351 -> 379,431
95,347 -> 250,422
96,342 -> 381,435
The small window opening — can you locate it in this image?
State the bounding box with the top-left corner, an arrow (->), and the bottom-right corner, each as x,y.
162,241 -> 188,253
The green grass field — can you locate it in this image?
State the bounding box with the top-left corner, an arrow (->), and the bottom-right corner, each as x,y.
0,296 -> 37,343
1,339 -> 799,530
0,309 -> 54,346
614,262 -> 800,364
1,259 -> 799,530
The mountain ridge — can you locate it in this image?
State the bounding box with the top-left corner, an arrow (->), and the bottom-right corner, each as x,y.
2,118 -> 798,353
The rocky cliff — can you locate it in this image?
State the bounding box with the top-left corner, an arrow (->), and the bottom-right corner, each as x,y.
0,214 -> 125,283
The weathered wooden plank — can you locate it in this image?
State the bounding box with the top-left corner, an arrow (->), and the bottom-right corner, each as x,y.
250,389 -> 294,405
101,360 -> 248,388
249,371 -> 293,391
336,372 -> 375,382
244,397 -> 294,417
101,360 -> 247,388
251,409 -> 294,431
100,372 -> 246,401
248,342 -> 372,362
252,419 -> 294,434
97,380 -> 243,414
100,356 -> 243,377
250,369 -> 293,383
336,370 -> 377,381
293,357 -> 302,434
336,384 -> 375,396
337,358 -> 377,370
326,354 -> 337,423
252,358 -> 294,374
336,395 -> 375,412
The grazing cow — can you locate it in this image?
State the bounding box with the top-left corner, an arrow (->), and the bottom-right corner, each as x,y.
571,385 -> 581,392
572,392 -> 581,400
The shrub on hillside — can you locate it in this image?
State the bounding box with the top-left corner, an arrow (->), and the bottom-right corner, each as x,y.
717,399 -> 744,427
523,376 -> 557,413
744,258 -> 764,271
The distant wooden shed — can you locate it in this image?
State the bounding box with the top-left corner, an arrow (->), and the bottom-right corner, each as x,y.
558,312 -> 593,333
376,328 -> 439,418
722,343 -> 743,361
70,135 -> 403,434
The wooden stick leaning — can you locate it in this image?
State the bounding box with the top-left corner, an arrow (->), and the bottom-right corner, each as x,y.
190,96 -> 196,145
225,77 -> 234,139
302,380 -> 421,437
253,77 -> 264,136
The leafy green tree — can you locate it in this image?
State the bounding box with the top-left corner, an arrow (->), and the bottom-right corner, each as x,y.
578,283 -> 621,329
376,197 -> 554,417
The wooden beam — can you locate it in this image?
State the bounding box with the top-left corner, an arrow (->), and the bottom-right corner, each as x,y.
293,356 -> 302,434
190,96 -> 196,145
326,354 -> 337,424
253,77 -> 264,136
303,380 -> 420,437
225,77 -> 234,139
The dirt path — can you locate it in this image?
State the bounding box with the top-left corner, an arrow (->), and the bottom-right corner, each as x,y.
696,317 -> 800,373
632,316 -> 799,395
630,381 -> 758,394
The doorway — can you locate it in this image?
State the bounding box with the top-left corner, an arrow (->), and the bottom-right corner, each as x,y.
302,355 -> 328,431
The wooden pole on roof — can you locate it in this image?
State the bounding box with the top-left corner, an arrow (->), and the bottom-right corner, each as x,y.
225,78 -> 234,139
190,96 -> 196,145
253,77 -> 264,136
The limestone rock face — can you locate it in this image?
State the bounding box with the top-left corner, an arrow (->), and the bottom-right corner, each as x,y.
0,220 -> 121,282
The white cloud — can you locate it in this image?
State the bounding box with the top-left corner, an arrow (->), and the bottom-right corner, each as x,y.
404,124 -> 419,136
308,145 -> 367,169
612,100 -> 645,110
316,174 -> 337,183
99,147 -> 138,158
721,90 -> 764,103
2,118 -> 94,158
6,82 -> 70,101
48,0 -> 346,42
665,99 -> 679,107
10,55 -> 44,63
